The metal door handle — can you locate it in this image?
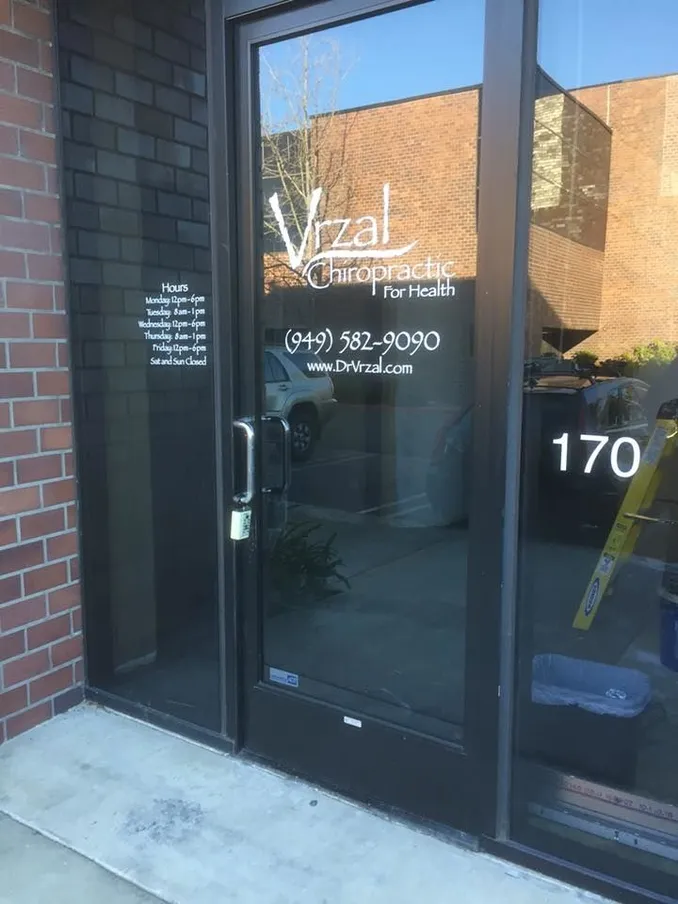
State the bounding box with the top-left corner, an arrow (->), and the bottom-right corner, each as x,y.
279,416 -> 291,493
278,384 -> 288,391
233,418 -> 255,505
262,414 -> 291,493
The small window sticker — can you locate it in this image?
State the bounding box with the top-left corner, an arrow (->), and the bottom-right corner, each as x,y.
343,715 -> 362,728
269,667 -> 299,688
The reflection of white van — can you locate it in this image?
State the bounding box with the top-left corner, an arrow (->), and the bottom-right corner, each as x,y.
264,347 -> 337,461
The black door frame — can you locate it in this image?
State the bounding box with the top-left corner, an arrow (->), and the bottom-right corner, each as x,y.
207,0 -> 535,841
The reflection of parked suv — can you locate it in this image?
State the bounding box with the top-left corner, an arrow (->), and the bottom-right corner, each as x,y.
426,373 -> 650,525
524,374 -> 650,492
264,348 -> 337,461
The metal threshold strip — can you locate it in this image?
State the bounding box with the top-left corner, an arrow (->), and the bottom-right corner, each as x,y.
527,766 -> 678,862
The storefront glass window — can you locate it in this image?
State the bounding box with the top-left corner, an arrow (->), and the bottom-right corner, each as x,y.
514,0 -> 678,888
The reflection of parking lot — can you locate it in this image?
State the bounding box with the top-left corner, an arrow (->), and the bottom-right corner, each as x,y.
266,514 -> 468,727
269,399 -> 469,730
289,402 -> 452,523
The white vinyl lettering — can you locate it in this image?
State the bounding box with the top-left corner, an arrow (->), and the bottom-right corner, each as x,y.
582,434 -> 610,473
269,187 -> 322,270
552,432 -> 641,478
352,216 -> 378,247
610,437 -> 641,478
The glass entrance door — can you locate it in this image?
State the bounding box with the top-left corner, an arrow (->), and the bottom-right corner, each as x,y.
232,0 -> 496,831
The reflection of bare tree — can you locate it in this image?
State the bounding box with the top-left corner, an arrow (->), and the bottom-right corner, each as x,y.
260,36 -> 357,287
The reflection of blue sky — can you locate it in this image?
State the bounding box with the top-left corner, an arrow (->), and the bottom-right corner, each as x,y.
260,0 -> 484,127
260,0 -> 678,128
540,0 -> 678,89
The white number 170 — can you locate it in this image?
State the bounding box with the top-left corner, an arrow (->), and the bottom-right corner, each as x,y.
552,433 -> 642,478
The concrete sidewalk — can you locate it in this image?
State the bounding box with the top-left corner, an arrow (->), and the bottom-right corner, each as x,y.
0,813 -> 162,904
0,705 -> 611,904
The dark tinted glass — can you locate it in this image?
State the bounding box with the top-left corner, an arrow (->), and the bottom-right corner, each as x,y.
58,0 -> 220,731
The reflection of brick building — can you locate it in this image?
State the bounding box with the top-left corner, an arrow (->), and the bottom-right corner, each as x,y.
527,71 -> 611,355
263,88 -> 481,408
264,87 -> 480,290
266,69 -> 678,362
571,75 -> 678,358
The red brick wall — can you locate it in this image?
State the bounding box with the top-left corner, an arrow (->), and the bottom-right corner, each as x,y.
1,0 -> 82,744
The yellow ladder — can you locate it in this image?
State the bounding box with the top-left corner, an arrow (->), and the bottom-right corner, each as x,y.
573,411 -> 678,630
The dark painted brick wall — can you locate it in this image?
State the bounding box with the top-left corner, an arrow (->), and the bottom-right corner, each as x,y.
57,0 -> 220,730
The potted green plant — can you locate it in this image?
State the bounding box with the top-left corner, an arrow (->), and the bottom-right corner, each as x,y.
268,520 -> 350,612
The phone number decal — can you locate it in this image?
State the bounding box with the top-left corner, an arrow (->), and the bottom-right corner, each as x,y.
284,329 -> 441,356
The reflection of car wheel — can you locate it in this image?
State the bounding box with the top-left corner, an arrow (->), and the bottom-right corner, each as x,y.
289,407 -> 317,462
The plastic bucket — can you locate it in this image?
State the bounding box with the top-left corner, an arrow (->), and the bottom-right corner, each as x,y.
531,654 -> 651,716
525,654 -> 651,787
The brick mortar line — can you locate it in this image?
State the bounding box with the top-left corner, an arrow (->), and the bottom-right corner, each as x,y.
13,638 -> 83,660
4,57 -> 55,74
2,571 -> 77,589
5,417 -> 73,425
28,672 -> 79,705
0,492 -> 75,504
1,456 -> 74,465
1,455 -> 72,470
1,638 -> 82,671
17,522 -> 76,535
2,496 -> 73,505
2,660 -> 77,687
24,632 -> 82,652
2,539 -> 78,553
0,564 -> 78,583
0,615 -> 80,641
0,63 -> 54,81
3,393 -> 72,401
0,189 -> 59,198
0,149 -> 57,160
2,642 -> 83,661
0,217 -> 61,228
16,537 -> 79,553
0,245 -> 61,253
0,424 -> 73,430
